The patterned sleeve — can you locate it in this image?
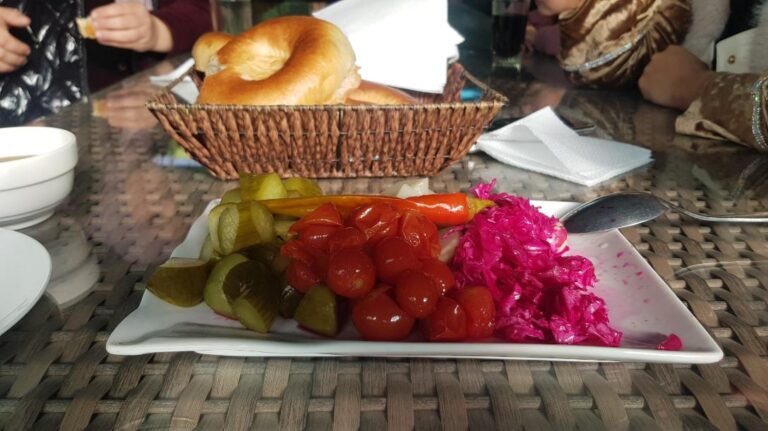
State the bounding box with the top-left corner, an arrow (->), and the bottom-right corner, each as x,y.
558,0 -> 691,88
676,72 -> 768,152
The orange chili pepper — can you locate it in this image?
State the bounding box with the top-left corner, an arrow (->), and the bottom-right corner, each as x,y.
259,193 -> 494,226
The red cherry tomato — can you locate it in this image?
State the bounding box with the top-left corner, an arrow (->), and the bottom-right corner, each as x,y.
399,210 -> 440,258
326,249 -> 376,298
286,259 -> 321,293
298,224 -> 339,253
420,258 -> 455,296
281,240 -> 312,264
394,270 -> 439,318
352,285 -> 415,341
290,203 -> 343,233
453,286 -> 495,339
312,254 -> 330,280
347,203 -> 400,245
422,297 -> 467,341
328,226 -> 367,255
373,237 -> 419,283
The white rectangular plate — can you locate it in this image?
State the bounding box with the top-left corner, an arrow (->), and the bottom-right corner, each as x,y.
107,200 -> 722,363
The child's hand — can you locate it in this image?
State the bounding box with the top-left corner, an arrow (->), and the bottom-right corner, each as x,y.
91,3 -> 172,53
639,45 -> 714,110
0,7 -> 31,73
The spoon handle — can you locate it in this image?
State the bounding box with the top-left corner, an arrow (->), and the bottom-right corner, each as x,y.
672,206 -> 768,223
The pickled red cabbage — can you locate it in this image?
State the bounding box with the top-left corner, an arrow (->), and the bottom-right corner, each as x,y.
449,181 -> 622,347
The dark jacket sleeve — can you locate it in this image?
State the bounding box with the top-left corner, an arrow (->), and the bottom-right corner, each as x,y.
152,0 -> 213,55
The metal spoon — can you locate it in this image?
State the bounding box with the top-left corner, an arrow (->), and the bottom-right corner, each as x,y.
560,192 -> 768,234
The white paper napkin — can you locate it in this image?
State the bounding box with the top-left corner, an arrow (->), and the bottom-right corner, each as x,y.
149,58 -> 199,103
474,107 -> 653,186
315,0 -> 462,93
149,58 -> 194,85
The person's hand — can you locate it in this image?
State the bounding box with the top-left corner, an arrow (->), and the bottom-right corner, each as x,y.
90,3 -> 172,53
638,45 -> 714,110
0,7 -> 31,73
95,83 -> 158,130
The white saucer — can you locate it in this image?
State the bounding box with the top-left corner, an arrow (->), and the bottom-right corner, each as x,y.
0,228 -> 52,335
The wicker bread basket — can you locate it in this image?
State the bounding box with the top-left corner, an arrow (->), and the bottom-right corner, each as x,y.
146,63 -> 506,180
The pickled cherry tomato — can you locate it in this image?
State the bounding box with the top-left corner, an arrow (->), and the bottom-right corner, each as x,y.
328,226 -> 367,255
352,285 -> 415,341
281,240 -> 312,264
394,270 -> 439,318
420,258 -> 455,296
286,259 -> 321,293
423,297 -> 467,341
453,286 -> 495,339
289,203 -> 342,233
326,249 -> 376,298
299,225 -> 338,253
399,211 -> 440,258
347,203 -> 400,245
373,237 -> 419,283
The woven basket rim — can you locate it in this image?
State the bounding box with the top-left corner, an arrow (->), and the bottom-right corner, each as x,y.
146,63 -> 508,111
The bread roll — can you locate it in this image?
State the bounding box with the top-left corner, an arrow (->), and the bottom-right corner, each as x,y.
76,18 -> 96,39
196,16 -> 360,105
192,32 -> 233,73
345,81 -> 418,105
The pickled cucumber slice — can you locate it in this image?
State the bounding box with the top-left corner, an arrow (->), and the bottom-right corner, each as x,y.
208,204 -> 228,253
250,202 -> 276,243
274,220 -> 296,242
279,285 -> 303,319
147,258 -> 211,307
294,285 -> 338,337
240,172 -> 288,201
204,253 -> 249,318
223,261 -> 281,333
282,177 -> 323,197
217,203 -> 254,255
240,242 -> 279,264
199,235 -> 221,263
221,187 -> 242,204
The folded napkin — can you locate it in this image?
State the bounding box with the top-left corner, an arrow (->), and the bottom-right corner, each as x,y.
149,58 -> 199,103
315,0 -> 462,93
149,58 -> 194,85
474,107 -> 653,186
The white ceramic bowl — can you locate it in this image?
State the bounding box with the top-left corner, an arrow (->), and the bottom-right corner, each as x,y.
0,127 -> 78,230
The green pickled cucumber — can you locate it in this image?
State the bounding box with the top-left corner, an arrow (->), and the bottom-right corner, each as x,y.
282,177 -> 323,197
240,242 -> 289,274
223,261 -> 281,333
239,242 -> 279,264
147,258 -> 211,307
279,285 -> 303,319
274,220 -> 296,242
221,187 -> 242,204
240,172 -> 288,201
249,201 -> 276,243
294,285 -> 338,337
204,254 -> 249,318
208,204 -> 228,253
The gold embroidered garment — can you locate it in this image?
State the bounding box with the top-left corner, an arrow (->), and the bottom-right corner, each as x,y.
558,0 -> 691,87
676,72 -> 768,152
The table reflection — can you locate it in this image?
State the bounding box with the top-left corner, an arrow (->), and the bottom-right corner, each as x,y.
19,215 -> 99,309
